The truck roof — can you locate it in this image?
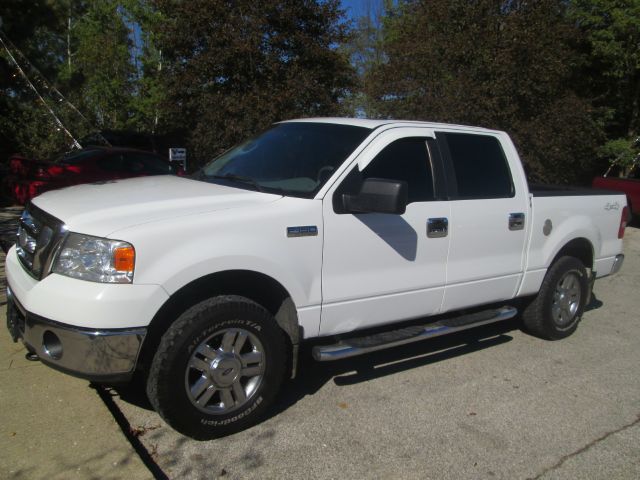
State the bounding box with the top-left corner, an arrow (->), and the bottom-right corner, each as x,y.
281,117 -> 504,134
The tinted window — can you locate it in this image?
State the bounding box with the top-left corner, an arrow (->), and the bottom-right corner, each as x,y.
96,154 -> 125,171
444,133 -> 513,199
365,138 -> 434,202
56,149 -> 103,164
124,153 -> 172,174
200,123 -> 370,197
335,137 -> 434,211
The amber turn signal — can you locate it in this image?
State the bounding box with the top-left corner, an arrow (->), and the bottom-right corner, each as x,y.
113,246 -> 135,272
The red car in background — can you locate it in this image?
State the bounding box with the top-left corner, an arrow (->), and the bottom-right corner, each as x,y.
2,147 -> 184,205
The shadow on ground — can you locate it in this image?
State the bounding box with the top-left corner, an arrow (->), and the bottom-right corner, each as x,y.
110,289 -> 606,431
111,319 -> 520,414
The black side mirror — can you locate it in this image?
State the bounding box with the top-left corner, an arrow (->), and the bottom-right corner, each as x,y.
343,178 -> 408,215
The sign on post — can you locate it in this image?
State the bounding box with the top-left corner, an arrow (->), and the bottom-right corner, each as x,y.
169,148 -> 187,170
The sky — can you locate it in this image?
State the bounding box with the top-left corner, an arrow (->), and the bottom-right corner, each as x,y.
340,0 -> 373,21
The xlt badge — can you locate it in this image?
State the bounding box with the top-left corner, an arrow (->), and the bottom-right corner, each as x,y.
287,226 -> 318,238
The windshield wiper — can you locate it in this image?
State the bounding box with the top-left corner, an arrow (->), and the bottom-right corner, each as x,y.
209,174 -> 266,193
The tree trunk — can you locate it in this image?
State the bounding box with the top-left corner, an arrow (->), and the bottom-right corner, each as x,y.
628,74 -> 640,138
67,12 -> 71,73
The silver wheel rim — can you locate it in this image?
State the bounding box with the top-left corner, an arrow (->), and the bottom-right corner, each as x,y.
551,271 -> 582,326
185,328 -> 265,414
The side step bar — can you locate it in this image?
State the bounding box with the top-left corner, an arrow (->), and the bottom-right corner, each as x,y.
312,306 -> 517,361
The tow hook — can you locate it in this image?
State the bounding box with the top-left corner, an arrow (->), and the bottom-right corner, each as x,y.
25,351 -> 39,362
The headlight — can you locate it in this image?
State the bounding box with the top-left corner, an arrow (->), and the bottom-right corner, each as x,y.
52,233 -> 135,284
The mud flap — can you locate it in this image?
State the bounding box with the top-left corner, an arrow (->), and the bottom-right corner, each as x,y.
586,270 -> 596,306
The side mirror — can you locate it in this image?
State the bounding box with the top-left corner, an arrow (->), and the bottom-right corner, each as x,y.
343,178 -> 408,215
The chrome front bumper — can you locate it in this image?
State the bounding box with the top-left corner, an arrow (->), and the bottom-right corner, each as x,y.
6,286 -> 146,383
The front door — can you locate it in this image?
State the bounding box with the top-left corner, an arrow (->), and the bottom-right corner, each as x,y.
320,128 -> 450,336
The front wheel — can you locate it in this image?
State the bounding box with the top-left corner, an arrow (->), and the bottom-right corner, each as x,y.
146,295 -> 287,439
522,256 -> 589,340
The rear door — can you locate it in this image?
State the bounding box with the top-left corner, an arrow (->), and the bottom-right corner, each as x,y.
436,131 -> 528,312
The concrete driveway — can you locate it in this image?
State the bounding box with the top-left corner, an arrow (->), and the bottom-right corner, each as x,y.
111,226 -> 640,479
1,212 -> 639,479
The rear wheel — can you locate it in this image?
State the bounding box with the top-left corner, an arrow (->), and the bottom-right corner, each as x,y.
522,256 -> 589,340
146,295 -> 287,439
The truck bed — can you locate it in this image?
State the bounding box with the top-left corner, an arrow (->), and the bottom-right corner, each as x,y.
529,183 -> 620,197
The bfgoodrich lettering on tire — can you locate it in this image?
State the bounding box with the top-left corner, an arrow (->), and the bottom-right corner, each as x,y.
146,295 -> 287,439
522,256 -> 589,340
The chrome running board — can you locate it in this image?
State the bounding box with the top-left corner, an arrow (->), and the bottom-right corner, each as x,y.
312,306 -> 517,361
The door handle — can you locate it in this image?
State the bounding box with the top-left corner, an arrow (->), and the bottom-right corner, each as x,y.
509,212 -> 525,231
427,217 -> 448,238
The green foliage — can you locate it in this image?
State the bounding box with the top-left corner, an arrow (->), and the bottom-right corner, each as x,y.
363,0 -> 602,184
598,138 -> 640,171
120,0 -> 165,133
0,0 -> 163,160
569,1 -> 640,178
69,1 -> 135,127
0,0 -> 70,158
154,0 -> 356,166
2,0 -> 639,186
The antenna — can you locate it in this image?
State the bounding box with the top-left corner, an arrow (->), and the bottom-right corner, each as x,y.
0,28 -> 88,148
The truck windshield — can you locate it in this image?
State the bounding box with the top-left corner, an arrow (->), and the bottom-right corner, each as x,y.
197,122 -> 371,197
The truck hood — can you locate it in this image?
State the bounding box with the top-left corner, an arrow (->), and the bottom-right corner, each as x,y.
31,175 -> 281,237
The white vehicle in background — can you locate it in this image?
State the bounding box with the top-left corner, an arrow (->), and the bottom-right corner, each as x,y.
5,118 -> 627,439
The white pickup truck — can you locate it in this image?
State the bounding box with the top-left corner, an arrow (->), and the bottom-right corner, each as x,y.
5,118 -> 627,439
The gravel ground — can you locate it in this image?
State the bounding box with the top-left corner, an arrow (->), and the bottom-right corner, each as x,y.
110,227 -> 640,480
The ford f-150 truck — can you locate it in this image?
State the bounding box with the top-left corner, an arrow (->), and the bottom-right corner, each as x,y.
5,118 -> 627,439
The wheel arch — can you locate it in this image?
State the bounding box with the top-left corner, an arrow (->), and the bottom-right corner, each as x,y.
136,270 -> 300,376
550,237 -> 594,270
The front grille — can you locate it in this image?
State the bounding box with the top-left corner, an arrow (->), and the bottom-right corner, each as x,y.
15,204 -> 65,280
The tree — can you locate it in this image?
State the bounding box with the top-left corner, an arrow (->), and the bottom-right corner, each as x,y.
571,0 -> 640,138
63,1 -> 136,129
154,0 -> 356,166
365,0 -> 602,184
570,1 -> 640,176
0,0 -> 167,161
0,0 -> 73,158
339,0 -> 389,117
118,0 -> 165,133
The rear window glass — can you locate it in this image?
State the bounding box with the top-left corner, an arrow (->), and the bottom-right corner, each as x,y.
56,149 -> 101,164
444,133 -> 514,199
124,153 -> 173,174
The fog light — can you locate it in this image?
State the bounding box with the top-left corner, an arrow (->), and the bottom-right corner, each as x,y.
42,331 -> 63,360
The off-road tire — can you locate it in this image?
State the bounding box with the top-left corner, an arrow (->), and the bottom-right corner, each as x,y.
522,256 -> 589,340
146,295 -> 287,439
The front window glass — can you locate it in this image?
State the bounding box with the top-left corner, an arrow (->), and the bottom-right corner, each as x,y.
198,122 -> 371,197
333,137 -> 435,214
